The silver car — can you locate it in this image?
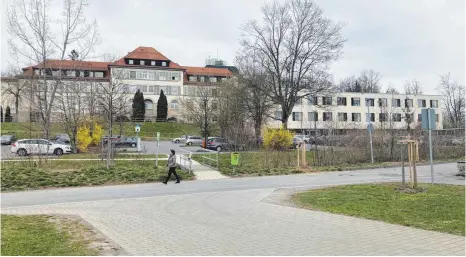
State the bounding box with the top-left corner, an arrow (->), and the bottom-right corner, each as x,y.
11,139 -> 72,156
172,135 -> 190,144
185,136 -> 203,146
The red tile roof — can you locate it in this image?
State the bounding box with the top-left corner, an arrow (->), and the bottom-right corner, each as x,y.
111,46 -> 182,69
182,66 -> 232,77
23,59 -> 110,71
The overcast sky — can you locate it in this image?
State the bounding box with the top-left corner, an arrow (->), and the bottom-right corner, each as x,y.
1,0 -> 464,94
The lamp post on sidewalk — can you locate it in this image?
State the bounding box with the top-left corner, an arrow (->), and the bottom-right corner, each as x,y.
366,99 -> 374,163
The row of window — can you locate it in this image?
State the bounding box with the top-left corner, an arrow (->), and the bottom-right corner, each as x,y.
119,70 -> 181,81
284,111 -> 440,123
127,59 -> 168,67
144,99 -> 178,110
124,85 -> 181,95
188,76 -> 227,83
301,96 -> 439,108
34,69 -> 105,78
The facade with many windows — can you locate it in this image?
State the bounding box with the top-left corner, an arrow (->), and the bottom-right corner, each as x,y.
268,92 -> 443,132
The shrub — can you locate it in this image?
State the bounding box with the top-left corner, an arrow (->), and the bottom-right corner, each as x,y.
262,126 -> 294,151
76,126 -> 92,152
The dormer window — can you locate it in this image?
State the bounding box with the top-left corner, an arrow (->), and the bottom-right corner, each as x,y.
162,62 -> 167,67
140,60 -> 145,65
151,61 -> 155,66
128,59 -> 134,65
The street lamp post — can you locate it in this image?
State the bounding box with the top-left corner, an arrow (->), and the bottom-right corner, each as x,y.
367,100 -> 374,163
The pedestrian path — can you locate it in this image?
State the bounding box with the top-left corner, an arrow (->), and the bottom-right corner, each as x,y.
176,155 -> 228,180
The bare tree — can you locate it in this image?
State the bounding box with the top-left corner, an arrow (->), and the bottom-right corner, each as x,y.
385,84 -> 400,94
437,73 -> 465,128
6,0 -> 100,138
357,70 -> 382,93
239,0 -> 345,128
1,65 -> 27,122
235,55 -> 274,140
337,75 -> 360,92
179,86 -> 217,146
404,78 -> 423,95
95,68 -> 130,168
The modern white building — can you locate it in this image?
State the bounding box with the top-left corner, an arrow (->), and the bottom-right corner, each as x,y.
267,92 -> 443,133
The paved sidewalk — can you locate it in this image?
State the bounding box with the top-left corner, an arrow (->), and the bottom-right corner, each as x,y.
2,188 -> 464,256
176,155 -> 228,180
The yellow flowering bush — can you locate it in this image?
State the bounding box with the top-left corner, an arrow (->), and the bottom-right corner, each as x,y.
76,126 -> 92,152
76,117 -> 104,152
262,125 -> 294,151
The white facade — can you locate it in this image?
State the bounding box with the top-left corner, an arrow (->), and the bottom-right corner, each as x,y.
267,92 -> 443,131
110,67 -> 184,120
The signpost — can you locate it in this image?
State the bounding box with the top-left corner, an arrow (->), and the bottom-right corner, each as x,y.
366,102 -> 374,163
421,108 -> 435,184
135,124 -> 141,152
155,132 -> 160,167
231,152 -> 240,173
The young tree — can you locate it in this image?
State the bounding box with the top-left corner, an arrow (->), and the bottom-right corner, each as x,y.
7,0 -> 100,138
1,65 -> 27,122
131,89 -> 145,122
156,90 -> 168,122
437,73 -> 465,128
239,0 -> 345,128
5,106 -> 12,122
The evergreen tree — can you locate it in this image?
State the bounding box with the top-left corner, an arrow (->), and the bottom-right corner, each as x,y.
0,106 -> 3,122
157,90 -> 168,122
131,90 -> 145,122
5,106 -> 12,122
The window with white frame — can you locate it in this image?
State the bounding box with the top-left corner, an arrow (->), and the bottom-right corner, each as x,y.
94,71 -> 104,78
171,86 -> 179,95
337,112 -> 348,122
365,113 -> 375,122
170,100 -> 178,109
351,97 -> 361,106
417,99 -> 426,108
392,113 -> 402,122
144,100 -> 153,110
140,60 -> 145,65
430,100 -> 438,108
392,98 -> 401,107
171,72 -> 180,81
200,76 -> 205,82
352,113 -> 361,122
337,97 -> 347,106
378,98 -> 388,107
162,61 -> 167,67
275,111 -> 282,120
149,86 -> 154,93
151,61 -> 155,66
130,71 -> 136,79
405,99 -> 413,108
292,112 -> 302,121
379,113 -> 388,122
308,112 -> 318,121
323,97 -> 332,105
365,98 -> 375,106
323,112 -> 333,121
189,76 -> 197,82
159,72 -> 167,81
308,96 -> 318,105
128,59 -> 134,65
148,71 -> 155,80
209,77 -> 217,83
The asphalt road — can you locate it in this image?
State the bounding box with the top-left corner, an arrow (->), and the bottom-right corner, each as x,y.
2,162 -> 463,208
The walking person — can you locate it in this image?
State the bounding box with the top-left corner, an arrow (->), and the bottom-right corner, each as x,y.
163,149 -> 180,184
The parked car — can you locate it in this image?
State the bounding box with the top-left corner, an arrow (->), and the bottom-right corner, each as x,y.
1,135 -> 16,145
11,139 -> 72,156
201,137 -> 221,148
103,135 -> 121,144
295,134 -> 312,144
115,137 -> 138,148
292,137 -> 304,149
206,137 -> 245,152
172,135 -> 191,144
51,134 -> 71,145
186,136 -> 203,146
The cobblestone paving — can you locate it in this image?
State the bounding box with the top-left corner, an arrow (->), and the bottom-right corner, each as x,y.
2,188 -> 465,256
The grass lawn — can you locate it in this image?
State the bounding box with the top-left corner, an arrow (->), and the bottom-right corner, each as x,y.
1,215 -> 97,256
1,160 -> 193,191
0,122 -> 202,140
192,151 -> 463,177
292,183 -> 465,236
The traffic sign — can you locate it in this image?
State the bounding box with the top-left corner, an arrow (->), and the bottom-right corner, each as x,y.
135,124 -> 140,133
367,123 -> 374,133
421,108 -> 436,130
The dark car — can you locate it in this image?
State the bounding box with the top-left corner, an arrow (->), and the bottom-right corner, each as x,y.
51,134 -> 71,145
114,137 -> 138,148
206,137 -> 245,152
103,135 -> 121,144
1,135 -> 16,145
